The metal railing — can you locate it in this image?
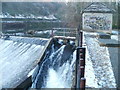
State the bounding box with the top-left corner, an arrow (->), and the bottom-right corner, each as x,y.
51,28 -> 86,89
50,28 -> 77,38
75,31 -> 86,90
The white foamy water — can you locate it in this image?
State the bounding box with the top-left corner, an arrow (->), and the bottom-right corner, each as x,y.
46,51 -> 76,88
0,37 -> 46,88
31,44 -> 76,88
46,68 -> 65,88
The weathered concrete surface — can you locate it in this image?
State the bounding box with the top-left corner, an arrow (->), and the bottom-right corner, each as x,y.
98,38 -> 119,87
84,32 -> 116,88
0,36 -> 49,88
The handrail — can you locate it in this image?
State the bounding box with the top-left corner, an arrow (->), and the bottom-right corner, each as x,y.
50,28 -> 77,38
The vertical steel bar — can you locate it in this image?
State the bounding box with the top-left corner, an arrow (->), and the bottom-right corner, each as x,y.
80,78 -> 86,90
80,48 -> 85,67
51,29 -> 54,37
75,47 -> 80,89
80,31 -> 83,47
77,25 -> 80,47
80,66 -> 85,78
76,47 -> 86,89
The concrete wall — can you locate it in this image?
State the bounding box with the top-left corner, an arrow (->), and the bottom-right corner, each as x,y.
82,13 -> 112,31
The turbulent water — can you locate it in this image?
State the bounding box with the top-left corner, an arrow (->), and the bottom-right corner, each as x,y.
31,41 -> 76,88
0,36 -> 76,88
0,36 -> 47,88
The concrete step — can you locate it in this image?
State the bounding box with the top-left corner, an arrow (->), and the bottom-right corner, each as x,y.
98,39 -> 120,47
98,32 -> 111,39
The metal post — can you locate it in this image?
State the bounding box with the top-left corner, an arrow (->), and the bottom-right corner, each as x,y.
51,20 -> 54,37
76,47 -> 86,89
77,27 -> 80,46
75,47 -> 80,89
79,31 -> 83,47
80,66 -> 85,78
80,78 -> 86,90
79,48 -> 85,67
51,29 -> 54,37
79,47 -> 85,84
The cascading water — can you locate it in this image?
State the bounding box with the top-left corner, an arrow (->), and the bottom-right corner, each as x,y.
31,40 -> 76,88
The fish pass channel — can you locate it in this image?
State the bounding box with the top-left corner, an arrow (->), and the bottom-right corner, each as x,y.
31,40 -> 76,88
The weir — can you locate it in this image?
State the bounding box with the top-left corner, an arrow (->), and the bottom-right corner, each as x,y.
0,35 -> 81,89
0,24 -> 86,89
0,36 -> 49,88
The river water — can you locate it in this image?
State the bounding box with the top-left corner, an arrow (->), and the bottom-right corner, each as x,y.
31,41 -> 76,88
